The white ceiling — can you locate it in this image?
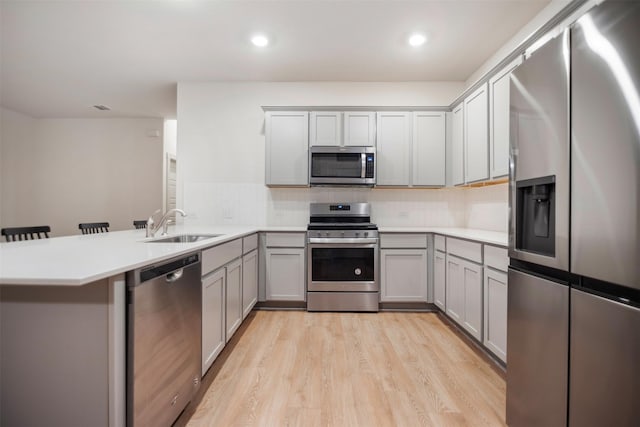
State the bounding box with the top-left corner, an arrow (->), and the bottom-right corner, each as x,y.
1,0 -> 551,119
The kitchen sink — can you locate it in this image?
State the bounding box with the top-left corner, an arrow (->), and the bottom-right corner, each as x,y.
146,234 -> 223,243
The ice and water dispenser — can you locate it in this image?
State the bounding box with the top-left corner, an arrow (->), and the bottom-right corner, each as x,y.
515,175 -> 556,257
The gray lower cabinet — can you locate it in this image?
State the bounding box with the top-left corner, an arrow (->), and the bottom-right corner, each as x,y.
264,233 -> 306,301
483,244 -> 508,362
483,267 -> 507,362
242,249 -> 258,319
202,267 -> 226,376
446,253 -> 482,341
445,254 -> 464,322
380,249 -> 428,302
201,238 -> 245,375
225,258 -> 243,343
265,248 -> 305,301
434,249 -> 446,310
461,258 -> 483,340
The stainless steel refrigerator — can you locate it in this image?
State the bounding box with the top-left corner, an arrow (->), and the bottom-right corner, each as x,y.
507,2 -> 640,426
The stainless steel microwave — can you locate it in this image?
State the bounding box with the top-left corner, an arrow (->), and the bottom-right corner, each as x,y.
309,146 -> 375,186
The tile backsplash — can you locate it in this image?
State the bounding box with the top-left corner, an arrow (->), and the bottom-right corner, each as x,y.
183,182 -> 507,232
464,183 -> 508,232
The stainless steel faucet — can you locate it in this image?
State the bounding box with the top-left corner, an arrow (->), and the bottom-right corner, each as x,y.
146,209 -> 186,238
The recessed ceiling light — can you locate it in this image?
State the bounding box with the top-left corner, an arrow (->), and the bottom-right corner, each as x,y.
251,34 -> 269,47
408,33 -> 427,47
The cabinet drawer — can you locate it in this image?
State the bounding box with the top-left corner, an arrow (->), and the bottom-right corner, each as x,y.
380,233 -> 427,249
242,233 -> 258,254
484,245 -> 508,272
434,235 -> 446,252
446,237 -> 482,264
265,232 -> 305,248
202,239 -> 242,276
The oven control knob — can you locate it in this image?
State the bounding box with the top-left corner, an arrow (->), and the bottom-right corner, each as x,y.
325,232 -> 330,237
355,268 -> 362,276
364,232 -> 369,237
341,232 -> 345,237
355,232 -> 360,237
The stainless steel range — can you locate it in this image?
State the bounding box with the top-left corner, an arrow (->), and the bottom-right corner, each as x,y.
307,203 -> 379,312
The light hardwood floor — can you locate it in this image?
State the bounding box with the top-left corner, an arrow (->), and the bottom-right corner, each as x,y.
187,311 -> 506,427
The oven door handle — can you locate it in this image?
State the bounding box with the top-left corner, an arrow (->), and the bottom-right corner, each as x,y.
308,237 -> 379,245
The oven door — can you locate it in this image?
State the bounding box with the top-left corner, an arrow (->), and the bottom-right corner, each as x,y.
307,238 -> 379,292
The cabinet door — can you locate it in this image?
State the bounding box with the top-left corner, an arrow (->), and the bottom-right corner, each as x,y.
464,83 -> 489,183
434,250 -> 446,310
343,112 -> 376,146
225,259 -> 242,342
265,111 -> 309,186
309,111 -> 342,146
461,258 -> 483,341
451,103 -> 465,185
446,254 -> 463,322
376,112 -> 411,186
380,249 -> 428,302
412,111 -> 446,187
202,268 -> 225,376
484,267 -> 507,362
242,249 -> 258,319
266,248 -> 305,301
489,57 -> 522,179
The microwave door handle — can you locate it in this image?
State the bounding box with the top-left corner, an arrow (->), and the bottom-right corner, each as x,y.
361,153 -> 366,178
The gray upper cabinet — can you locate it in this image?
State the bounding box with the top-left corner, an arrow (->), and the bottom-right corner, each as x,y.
309,111 -> 376,147
265,111 -> 309,186
489,57 -> 522,179
451,102 -> 465,186
343,112 -> 376,146
376,112 -> 412,186
309,111 -> 342,146
412,111 -> 446,187
464,82 -> 489,183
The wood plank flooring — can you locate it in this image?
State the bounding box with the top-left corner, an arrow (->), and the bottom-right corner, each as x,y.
186,311 -> 506,426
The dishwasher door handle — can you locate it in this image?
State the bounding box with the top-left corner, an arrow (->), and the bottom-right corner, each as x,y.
166,269 -> 184,283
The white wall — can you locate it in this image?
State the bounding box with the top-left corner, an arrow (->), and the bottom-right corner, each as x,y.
0,109 -> 37,229
162,119 -> 178,211
177,81 -> 468,227
0,108 -> 164,237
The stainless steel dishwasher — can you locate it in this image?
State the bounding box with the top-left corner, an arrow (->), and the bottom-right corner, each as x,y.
127,253 -> 201,427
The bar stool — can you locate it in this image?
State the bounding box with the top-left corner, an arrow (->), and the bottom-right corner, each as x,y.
78,222 -> 110,234
1,226 -> 51,242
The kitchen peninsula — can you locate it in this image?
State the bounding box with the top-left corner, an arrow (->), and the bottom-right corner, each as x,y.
0,225 -> 506,427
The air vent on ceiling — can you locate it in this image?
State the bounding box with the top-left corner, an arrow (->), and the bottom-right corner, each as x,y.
93,104 -> 111,111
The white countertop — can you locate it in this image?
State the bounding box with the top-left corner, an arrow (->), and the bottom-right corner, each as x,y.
0,225 -> 259,286
0,224 -> 506,286
378,227 -> 508,247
